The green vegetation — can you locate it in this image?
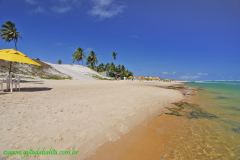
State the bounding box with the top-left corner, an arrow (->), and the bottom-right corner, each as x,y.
86,51 -> 98,69
57,59 -> 62,64
0,21 -> 21,74
92,74 -> 110,80
70,47 -> 133,79
72,48 -> 85,64
41,75 -> 71,80
0,21 -> 21,49
96,63 -> 133,79
112,51 -> 117,61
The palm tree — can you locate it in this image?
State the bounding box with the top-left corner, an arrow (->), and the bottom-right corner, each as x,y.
96,63 -> 105,72
112,52 -> 117,61
87,51 -> 98,69
0,21 -> 21,49
72,48 -> 85,64
57,59 -> 62,64
0,21 -> 21,75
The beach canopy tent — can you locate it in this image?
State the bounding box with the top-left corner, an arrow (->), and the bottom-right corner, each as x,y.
0,49 -> 41,92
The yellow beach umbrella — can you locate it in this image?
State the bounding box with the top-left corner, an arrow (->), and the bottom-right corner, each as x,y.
0,49 -> 41,92
0,49 -> 41,66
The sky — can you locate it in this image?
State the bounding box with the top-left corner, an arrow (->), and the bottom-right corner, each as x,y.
0,0 -> 240,80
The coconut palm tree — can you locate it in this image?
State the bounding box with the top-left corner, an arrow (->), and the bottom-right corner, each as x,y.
72,48 -> 85,64
57,59 -> 62,64
0,21 -> 21,49
0,21 -> 21,76
96,63 -> 105,72
87,51 -> 98,69
112,52 -> 117,61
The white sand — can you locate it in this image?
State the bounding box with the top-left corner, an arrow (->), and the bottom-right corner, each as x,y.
48,63 -> 108,80
0,80 -> 183,160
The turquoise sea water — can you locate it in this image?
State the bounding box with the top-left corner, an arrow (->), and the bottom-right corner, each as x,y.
188,81 -> 240,123
183,81 -> 240,159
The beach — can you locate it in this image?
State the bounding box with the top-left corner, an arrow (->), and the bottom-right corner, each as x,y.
89,81 -> 240,160
0,80 -> 183,160
0,1 -> 239,159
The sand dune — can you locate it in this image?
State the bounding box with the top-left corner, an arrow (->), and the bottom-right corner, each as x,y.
0,80 -> 183,160
48,63 -> 108,80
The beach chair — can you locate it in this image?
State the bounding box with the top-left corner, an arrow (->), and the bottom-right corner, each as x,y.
0,78 -> 3,91
0,74 -> 7,92
0,73 -> 20,92
4,73 -> 13,92
13,75 -> 21,91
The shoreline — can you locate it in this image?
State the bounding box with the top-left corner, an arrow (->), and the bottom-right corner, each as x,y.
87,83 -> 197,160
88,82 -> 240,160
0,80 -> 183,160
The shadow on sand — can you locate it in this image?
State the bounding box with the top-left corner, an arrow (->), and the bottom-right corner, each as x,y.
2,87 -> 52,93
20,80 -> 45,84
0,92 -> 8,95
18,87 -> 52,92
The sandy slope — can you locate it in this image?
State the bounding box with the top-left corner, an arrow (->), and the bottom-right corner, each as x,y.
48,63 -> 108,80
0,80 -> 183,160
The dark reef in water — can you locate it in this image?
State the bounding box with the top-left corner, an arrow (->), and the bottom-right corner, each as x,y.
165,101 -> 218,119
216,96 -> 229,100
165,102 -> 186,116
232,128 -> 240,134
165,108 -> 183,116
188,110 -> 217,119
229,106 -> 240,111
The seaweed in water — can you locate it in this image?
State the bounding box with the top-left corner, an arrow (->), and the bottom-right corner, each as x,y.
216,96 -> 229,99
164,102 -> 187,116
165,108 -> 182,116
186,104 -> 218,119
232,128 -> 240,134
229,106 -> 240,112
167,101 -> 218,119
188,110 -> 218,119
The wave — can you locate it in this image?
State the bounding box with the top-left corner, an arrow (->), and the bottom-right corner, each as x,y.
189,80 -> 240,85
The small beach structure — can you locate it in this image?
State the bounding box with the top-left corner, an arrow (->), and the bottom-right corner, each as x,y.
0,49 -> 41,92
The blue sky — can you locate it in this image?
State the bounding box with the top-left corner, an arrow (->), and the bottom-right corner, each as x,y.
0,0 -> 240,80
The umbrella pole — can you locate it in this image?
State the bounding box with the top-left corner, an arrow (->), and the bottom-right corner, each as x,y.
9,62 -> 12,75
7,62 -> 12,92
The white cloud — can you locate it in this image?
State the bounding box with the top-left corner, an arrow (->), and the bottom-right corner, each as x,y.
179,72 -> 209,80
51,6 -> 72,13
179,75 -> 200,80
34,6 -> 45,13
197,72 -> 208,76
25,0 -> 37,5
24,0 -> 126,18
161,71 -> 176,75
24,0 -> 80,14
90,0 -> 126,19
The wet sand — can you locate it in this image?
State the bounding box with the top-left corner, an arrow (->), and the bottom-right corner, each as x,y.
88,114 -> 190,160
88,86 -> 240,160
88,86 -> 194,160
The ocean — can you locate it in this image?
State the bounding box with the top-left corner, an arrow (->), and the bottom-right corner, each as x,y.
177,81 -> 240,159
